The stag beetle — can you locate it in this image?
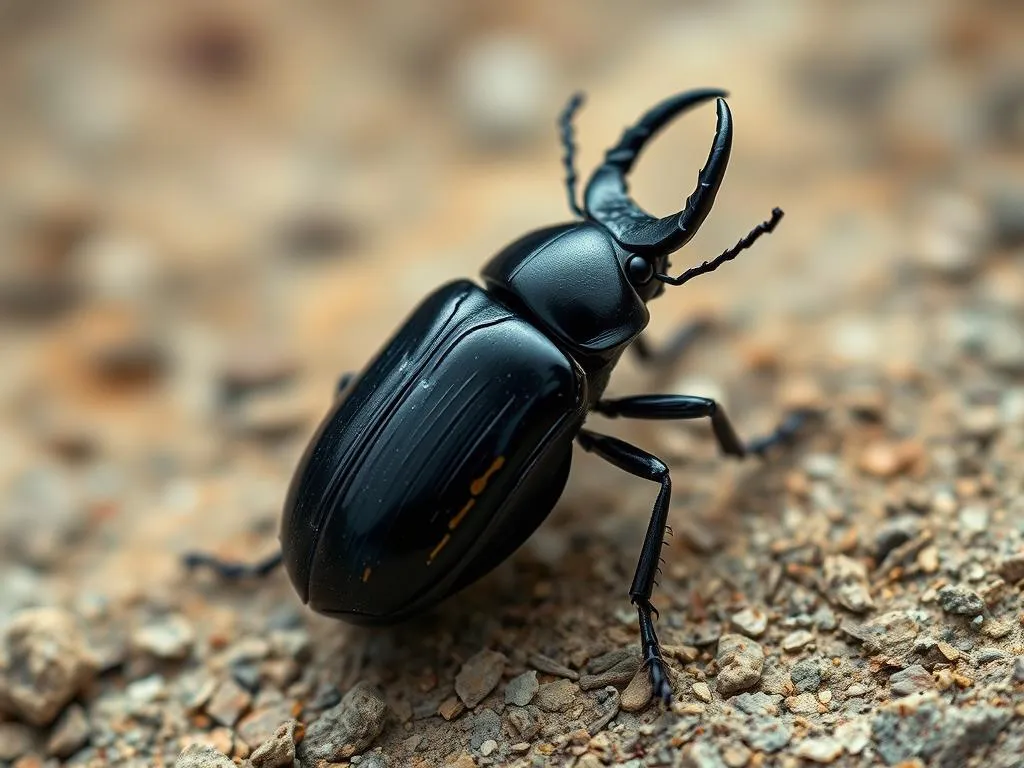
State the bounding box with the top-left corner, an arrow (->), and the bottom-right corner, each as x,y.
187,89 -> 808,703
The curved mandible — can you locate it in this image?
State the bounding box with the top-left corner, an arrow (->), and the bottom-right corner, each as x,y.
584,89 -> 733,256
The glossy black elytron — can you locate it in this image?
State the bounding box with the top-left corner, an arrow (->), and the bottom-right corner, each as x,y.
187,89 -> 807,704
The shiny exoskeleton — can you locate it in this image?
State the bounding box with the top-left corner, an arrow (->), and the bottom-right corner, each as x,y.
187,89 -> 808,704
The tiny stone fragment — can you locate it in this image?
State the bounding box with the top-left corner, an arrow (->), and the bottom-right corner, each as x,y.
1011,656 -> 1024,683
533,679 -> 578,713
175,744 -> 235,768
823,555 -> 875,613
237,701 -> 295,749
479,739 -> 497,757
937,585 -> 985,616
579,648 -> 641,690
795,736 -> 843,763
781,629 -> 814,651
299,681 -> 388,763
890,664 -> 934,697
996,553 -> 1024,583
586,688 -> 620,735
131,613 -> 195,660
527,652 -> 579,680
503,670 -> 538,707
785,692 -> 819,714
731,607 -> 768,638
45,703 -> 90,758
455,650 -> 506,708
249,720 -> 297,768
692,682 -> 712,702
619,666 -> 653,712
0,608 -> 96,726
205,678 -> 251,728
0,722 -> 35,762
714,634 -> 765,695
438,696 -> 465,721
507,706 -> 539,740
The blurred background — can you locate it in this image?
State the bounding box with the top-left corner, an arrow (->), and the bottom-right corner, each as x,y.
0,0 -> 1023,761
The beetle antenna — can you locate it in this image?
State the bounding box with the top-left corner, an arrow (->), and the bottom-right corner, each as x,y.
559,92 -> 586,218
655,207 -> 783,286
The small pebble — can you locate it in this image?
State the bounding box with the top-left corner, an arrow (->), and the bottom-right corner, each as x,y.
857,440 -> 922,478
175,744 -> 235,768
507,706 -> 539,740
715,634 -> 765,695
997,553 -> 1024,584
822,554 -> 875,613
503,670 -> 538,707
619,667 -> 653,712
890,664 -> 934,697
45,703 -> 90,758
249,720 -> 297,768
0,722 -> 35,762
781,629 -> 814,652
533,679 -> 578,713
692,682 -> 712,702
479,739 -> 497,757
937,584 -> 985,616
438,697 -> 465,721
299,681 -> 388,763
785,692 -> 819,714
455,650 -> 506,708
527,652 -> 579,680
730,607 -> 768,638
0,608 -> 96,726
131,613 -> 195,660
205,678 -> 252,728
1012,657 -> 1024,683
795,736 -> 843,763
237,701 -> 295,750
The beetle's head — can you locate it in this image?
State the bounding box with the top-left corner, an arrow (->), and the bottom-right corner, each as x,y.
574,90 -> 735,301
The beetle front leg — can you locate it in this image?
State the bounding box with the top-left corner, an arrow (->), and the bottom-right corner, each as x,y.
576,428 -> 674,704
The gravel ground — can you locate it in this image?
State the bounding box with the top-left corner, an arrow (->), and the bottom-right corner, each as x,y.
1,2 -> 1023,767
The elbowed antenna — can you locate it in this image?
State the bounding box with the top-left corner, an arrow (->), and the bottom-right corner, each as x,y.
583,89 -> 732,256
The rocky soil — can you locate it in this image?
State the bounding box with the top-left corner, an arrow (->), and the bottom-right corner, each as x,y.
1,1 -> 1023,766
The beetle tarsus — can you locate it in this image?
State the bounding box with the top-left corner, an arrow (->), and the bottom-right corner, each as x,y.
745,408 -> 817,456
183,551 -> 283,580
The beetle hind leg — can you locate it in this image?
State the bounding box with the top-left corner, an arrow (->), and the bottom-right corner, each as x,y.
576,429 -> 675,705
183,550 -> 283,580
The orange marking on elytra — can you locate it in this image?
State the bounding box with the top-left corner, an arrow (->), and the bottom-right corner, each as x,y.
469,456 -> 506,496
449,499 -> 475,530
427,534 -> 451,564
361,567 -> 372,583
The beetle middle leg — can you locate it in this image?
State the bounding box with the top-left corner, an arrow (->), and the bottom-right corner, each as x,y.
183,550 -> 283,579
631,319 -> 712,368
594,394 -> 811,457
576,428 -> 675,704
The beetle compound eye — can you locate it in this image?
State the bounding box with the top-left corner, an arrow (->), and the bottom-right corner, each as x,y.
626,255 -> 655,286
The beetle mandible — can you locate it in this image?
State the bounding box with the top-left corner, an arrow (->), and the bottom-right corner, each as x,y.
187,89 -> 809,703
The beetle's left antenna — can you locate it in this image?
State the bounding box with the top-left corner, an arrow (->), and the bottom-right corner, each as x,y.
559,92 -> 585,218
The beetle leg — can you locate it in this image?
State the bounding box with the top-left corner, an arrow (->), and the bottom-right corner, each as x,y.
558,92 -> 586,218
183,550 -> 283,580
631,318 -> 712,367
594,394 -> 813,458
576,428 -> 674,705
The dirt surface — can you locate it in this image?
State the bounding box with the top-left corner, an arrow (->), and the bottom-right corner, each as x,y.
1,2 -> 1023,766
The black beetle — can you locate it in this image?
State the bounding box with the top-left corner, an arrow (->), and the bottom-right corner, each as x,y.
187,89 -> 808,703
